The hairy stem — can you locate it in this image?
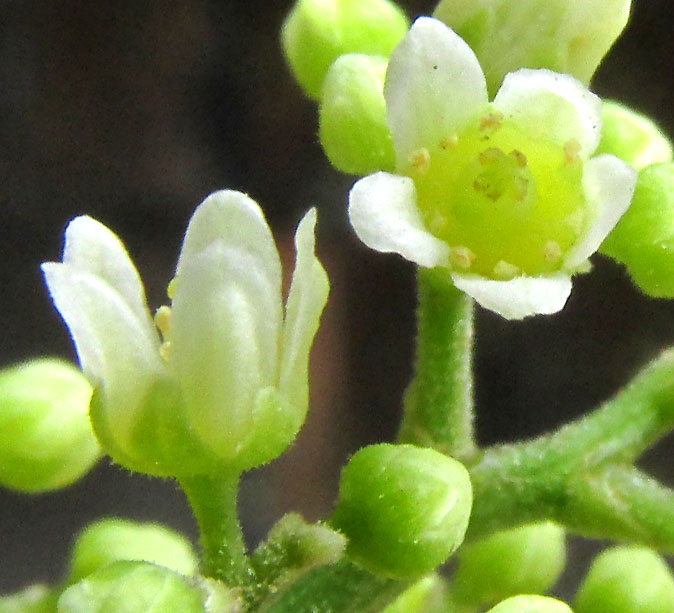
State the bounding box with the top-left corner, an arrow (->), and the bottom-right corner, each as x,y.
398,269 -> 476,462
179,472 -> 253,588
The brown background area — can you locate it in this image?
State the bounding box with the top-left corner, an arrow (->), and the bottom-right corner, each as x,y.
1,0 -> 673,599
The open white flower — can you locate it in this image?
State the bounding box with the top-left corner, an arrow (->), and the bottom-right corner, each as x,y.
42,191 -> 329,477
349,17 -> 637,319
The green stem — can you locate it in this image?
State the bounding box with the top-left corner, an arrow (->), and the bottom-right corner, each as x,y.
261,560 -> 404,613
178,472 -> 253,588
398,268 -> 476,462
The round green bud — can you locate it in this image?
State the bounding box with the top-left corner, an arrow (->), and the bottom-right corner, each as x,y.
574,546 -> 674,613
58,561 -> 236,613
596,101 -> 673,170
0,359 -> 100,493
332,443 -> 472,580
67,518 -> 199,585
487,595 -> 573,613
281,0 -> 409,100
433,0 -> 630,96
451,522 -> 566,609
600,163 -> 674,297
0,585 -> 55,613
319,54 -> 395,175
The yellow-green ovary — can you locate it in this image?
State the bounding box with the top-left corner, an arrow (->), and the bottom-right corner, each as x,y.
409,107 -> 587,278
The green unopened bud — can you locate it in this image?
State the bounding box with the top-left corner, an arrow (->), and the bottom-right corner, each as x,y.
58,561 -> 238,613
487,595 -> 573,613
433,0 -> 630,95
600,163 -> 674,297
332,443 -> 472,580
596,101 -> 673,169
67,518 -> 199,585
281,0 -> 409,100
0,359 -> 100,493
383,575 -> 448,613
451,522 -> 566,609
319,54 -> 395,175
0,585 -> 55,613
574,546 -> 674,613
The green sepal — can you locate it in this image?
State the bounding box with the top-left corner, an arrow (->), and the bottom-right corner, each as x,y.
66,518 -> 198,585
319,54 -> 395,175
600,163 -> 674,297
57,561 -> 238,613
596,100 -> 672,169
0,585 -> 56,613
281,0 -> 409,100
574,546 -> 674,613
451,522 -> 566,609
486,595 -> 572,613
332,443 -> 472,580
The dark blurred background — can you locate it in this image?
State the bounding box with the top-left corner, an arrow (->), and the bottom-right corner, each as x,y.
1,0 -> 673,601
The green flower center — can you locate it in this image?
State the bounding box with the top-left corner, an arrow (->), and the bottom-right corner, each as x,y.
406,106 -> 588,278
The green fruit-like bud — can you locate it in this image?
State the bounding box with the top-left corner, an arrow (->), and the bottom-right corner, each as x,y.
67,518 -> 199,584
433,0 -> 630,95
332,443 -> 472,580
487,595 -> 573,613
596,101 -> 673,169
574,546 -> 674,613
0,359 -> 100,493
281,0 -> 409,100
319,54 -> 395,175
600,163 -> 674,297
0,585 -> 55,613
58,561 -> 238,613
451,522 -> 566,608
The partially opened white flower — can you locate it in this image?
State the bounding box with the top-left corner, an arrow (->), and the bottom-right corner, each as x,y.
42,191 -> 329,477
349,17 -> 637,319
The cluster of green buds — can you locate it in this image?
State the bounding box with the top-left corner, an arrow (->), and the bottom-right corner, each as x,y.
42,190 -> 328,478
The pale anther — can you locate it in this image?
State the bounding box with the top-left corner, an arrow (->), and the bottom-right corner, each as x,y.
493,260 -> 521,279
543,241 -> 562,263
564,139 -> 582,165
154,305 -> 172,340
479,111 -> 504,133
450,246 -> 476,270
409,148 -> 431,174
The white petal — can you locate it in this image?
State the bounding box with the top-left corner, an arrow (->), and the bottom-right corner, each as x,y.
170,241 -> 281,459
349,172 -> 451,268
385,16 -> 488,164
279,209 -> 329,413
176,190 -> 282,304
493,69 -> 602,158
63,216 -> 157,344
452,273 -> 572,319
41,263 -> 162,444
564,154 -> 637,269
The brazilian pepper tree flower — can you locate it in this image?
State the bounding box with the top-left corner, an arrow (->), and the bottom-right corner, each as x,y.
348,17 -> 637,319
42,191 -> 329,478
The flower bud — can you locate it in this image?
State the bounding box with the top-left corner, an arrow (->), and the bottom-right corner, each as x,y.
0,585 -> 55,613
433,0 -> 631,95
281,0 -> 409,100
451,522 -> 566,609
596,101 -> 673,169
574,546 -> 674,613
57,561 -> 238,613
0,359 -> 100,493
486,595 -> 573,613
600,163 -> 674,297
332,443 -> 472,580
319,54 -> 395,175
67,518 -> 198,584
